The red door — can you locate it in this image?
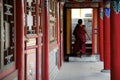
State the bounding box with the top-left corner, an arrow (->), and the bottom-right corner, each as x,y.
24,0 -> 42,80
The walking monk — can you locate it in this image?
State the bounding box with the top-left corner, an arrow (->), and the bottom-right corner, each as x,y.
73,19 -> 87,57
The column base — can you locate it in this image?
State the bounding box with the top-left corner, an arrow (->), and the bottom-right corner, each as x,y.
91,54 -> 100,61
101,69 -> 110,73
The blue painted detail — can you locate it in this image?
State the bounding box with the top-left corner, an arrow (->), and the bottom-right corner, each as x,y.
105,8 -> 110,18
111,1 -> 120,14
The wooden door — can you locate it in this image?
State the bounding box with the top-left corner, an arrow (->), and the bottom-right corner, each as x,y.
66,9 -> 72,55
24,0 -> 42,80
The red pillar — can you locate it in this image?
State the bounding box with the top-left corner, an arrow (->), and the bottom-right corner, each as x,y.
99,8 -> 104,61
92,8 -> 99,55
56,3 -> 61,70
43,0 -> 49,80
92,9 -> 95,55
36,0 -> 41,80
103,8 -> 110,70
16,0 -> 24,80
59,3 -> 64,63
102,1 -> 111,72
111,1 -> 120,80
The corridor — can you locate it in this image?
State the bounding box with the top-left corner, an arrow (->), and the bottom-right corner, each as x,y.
55,56 -> 110,80
1,0 -> 120,80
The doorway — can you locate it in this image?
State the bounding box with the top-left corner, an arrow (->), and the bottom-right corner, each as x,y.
63,2 -> 99,61
71,8 -> 92,56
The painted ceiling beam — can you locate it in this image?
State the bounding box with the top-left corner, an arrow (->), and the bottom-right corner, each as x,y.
59,0 -> 103,2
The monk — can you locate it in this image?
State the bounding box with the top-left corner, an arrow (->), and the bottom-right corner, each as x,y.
73,19 -> 86,57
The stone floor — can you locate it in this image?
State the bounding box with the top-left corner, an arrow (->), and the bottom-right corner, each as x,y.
55,56 -> 110,80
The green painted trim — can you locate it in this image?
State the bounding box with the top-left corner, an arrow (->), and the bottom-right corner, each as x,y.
111,1 -> 120,14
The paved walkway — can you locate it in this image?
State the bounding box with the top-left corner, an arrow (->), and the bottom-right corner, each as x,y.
55,56 -> 110,80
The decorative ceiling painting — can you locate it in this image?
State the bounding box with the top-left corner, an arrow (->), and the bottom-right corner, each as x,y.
60,0 -> 103,2
65,2 -> 99,8
61,0 -> 103,8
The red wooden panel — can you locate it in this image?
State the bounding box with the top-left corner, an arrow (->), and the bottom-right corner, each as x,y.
26,49 -> 36,80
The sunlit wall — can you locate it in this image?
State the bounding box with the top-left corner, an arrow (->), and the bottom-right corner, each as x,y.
72,8 -> 92,18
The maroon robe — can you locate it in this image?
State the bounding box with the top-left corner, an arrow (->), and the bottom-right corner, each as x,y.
73,24 -> 86,54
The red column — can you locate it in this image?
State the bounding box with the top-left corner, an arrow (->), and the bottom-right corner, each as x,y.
92,8 -> 99,55
99,8 -> 104,61
56,3 -> 61,70
111,1 -> 120,80
102,6 -> 111,72
36,0 -> 41,80
59,3 -> 64,63
43,0 -> 49,80
92,9 -> 95,54
16,0 -> 24,80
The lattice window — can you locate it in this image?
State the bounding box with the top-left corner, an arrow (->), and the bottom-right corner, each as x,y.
24,0 -> 38,35
1,0 -> 15,70
49,0 -> 57,42
39,0 -> 42,34
49,0 -> 56,16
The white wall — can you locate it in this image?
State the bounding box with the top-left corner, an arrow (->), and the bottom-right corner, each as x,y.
72,8 -> 92,18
